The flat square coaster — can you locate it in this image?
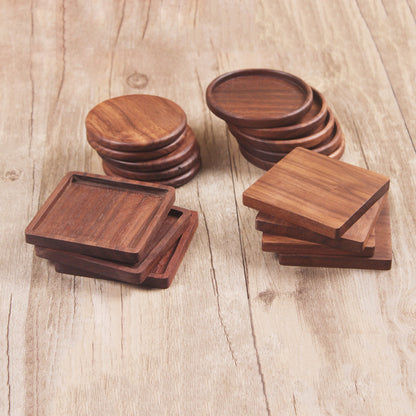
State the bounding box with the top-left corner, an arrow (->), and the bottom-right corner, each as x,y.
52,211 -> 198,289
256,194 -> 386,255
35,207 -> 194,285
243,148 -> 389,238
278,200 -> 391,270
26,172 -> 175,264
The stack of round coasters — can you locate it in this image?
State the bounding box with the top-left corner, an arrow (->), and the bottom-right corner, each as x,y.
206,69 -> 345,170
86,94 -> 201,187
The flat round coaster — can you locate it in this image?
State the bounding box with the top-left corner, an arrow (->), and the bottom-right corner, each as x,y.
87,127 -> 185,162
102,148 -> 201,181
239,136 -> 344,171
229,110 -> 335,153
236,88 -> 328,139
234,117 -> 341,163
102,127 -> 197,172
86,94 -> 187,151
206,69 -> 313,128
104,157 -> 201,188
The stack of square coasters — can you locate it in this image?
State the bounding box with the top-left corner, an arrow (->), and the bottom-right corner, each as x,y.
243,148 -> 391,270
25,172 -> 198,288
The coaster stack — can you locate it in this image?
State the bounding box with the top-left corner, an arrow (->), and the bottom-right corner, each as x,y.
206,69 -> 345,170
25,172 -> 198,288
86,94 -> 201,187
243,148 -> 392,270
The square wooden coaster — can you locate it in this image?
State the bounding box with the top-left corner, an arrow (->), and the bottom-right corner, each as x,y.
26,172 -> 175,264
243,148 -> 389,238
52,211 -> 198,289
256,194 -> 386,255
35,207 -> 194,285
278,200 -> 391,270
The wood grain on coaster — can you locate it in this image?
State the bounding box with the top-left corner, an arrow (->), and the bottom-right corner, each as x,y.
25,172 -> 175,264
278,200 -> 392,270
243,147 -> 389,238
206,69 -> 313,128
53,211 -> 198,289
86,94 -> 187,151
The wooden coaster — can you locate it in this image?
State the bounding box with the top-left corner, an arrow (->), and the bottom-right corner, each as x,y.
278,200 -> 392,270
86,94 -> 187,151
256,194 -> 386,255
233,117 -> 341,163
243,148 -> 390,238
102,148 -> 200,181
103,155 -> 201,188
53,211 -> 199,289
228,110 -> 335,153
87,129 -> 185,162
206,69 -> 313,128
235,88 -> 328,139
103,127 -> 197,172
25,172 -> 175,264
35,207 -> 193,285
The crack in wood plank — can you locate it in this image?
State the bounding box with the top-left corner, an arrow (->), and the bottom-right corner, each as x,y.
55,0 -> 66,106
109,0 -> 125,97
142,0 -> 151,40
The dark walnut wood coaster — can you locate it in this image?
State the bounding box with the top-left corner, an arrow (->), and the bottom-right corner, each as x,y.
87,129 -> 185,162
53,211 -> 199,289
235,88 -> 328,139
35,207 -> 193,285
206,69 -> 313,128
102,148 -> 201,181
86,94 -> 187,151
278,201 -> 392,270
103,156 -> 201,188
228,110 -> 335,153
25,172 -> 175,264
256,194 -> 386,255
102,127 -> 197,172
234,117 -> 342,163
243,148 -> 390,239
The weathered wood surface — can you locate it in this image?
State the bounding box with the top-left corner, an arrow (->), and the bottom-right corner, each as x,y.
0,1 -> 415,415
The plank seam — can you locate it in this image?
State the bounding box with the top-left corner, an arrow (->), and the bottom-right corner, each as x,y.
6,294 -> 12,416
355,0 -> 416,153
109,0 -> 125,97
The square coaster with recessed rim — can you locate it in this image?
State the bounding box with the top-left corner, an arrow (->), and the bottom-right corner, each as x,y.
25,172 -> 175,264
48,211 -> 198,289
278,200 -> 391,270
243,148 -> 389,239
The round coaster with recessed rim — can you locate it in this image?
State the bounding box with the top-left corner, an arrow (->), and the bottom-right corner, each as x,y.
239,137 -> 345,171
228,110 -> 335,153
235,118 -> 342,163
102,127 -> 197,172
87,127 -> 186,162
102,147 -> 201,181
103,157 -> 201,188
206,69 -> 313,128
236,88 -> 328,139
86,94 -> 187,151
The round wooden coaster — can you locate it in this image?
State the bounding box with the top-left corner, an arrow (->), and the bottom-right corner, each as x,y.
229,110 -> 335,153
104,157 -> 201,188
102,148 -> 201,181
206,69 -> 313,128
87,127 -> 185,162
239,136 -> 345,171
236,88 -> 328,139
102,127 -> 197,172
234,118 -> 342,162
86,94 -> 187,151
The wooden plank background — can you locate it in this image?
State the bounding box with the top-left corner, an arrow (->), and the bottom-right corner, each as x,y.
1,0 -> 415,414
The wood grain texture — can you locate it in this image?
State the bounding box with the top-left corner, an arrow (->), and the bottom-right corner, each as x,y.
2,1 -> 416,415
25,172 -> 175,264
237,88 -> 328,139
243,148 -> 390,238
86,94 -> 187,151
279,200 -> 392,270
206,68 -> 313,127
